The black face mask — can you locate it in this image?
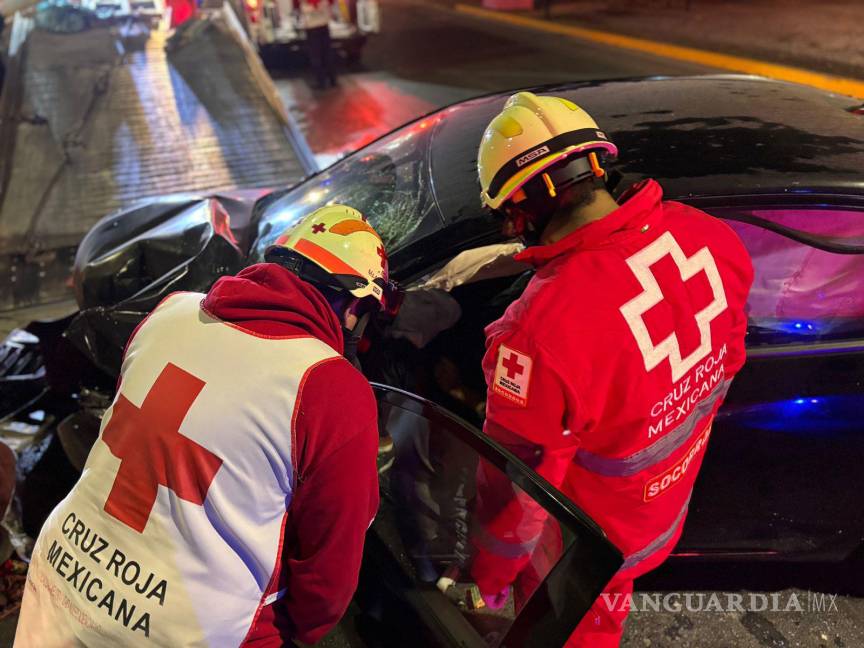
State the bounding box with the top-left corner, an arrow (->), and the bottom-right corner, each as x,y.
517,214 -> 546,247
342,310 -> 373,370
498,151 -> 623,245
500,193 -> 558,247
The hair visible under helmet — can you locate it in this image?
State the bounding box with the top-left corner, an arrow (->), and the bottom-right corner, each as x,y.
477,92 -> 618,238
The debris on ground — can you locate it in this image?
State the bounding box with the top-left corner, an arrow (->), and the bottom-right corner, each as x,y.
0,560 -> 26,624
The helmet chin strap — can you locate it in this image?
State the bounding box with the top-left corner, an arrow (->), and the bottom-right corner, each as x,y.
517,214 -> 546,247
511,191 -> 561,246
504,155 -> 618,246
342,310 -> 371,369
604,168 -> 623,193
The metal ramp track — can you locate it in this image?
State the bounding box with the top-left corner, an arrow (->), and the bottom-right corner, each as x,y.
0,6 -> 313,310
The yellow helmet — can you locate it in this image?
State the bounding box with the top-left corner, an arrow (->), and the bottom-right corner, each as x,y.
478,92 -> 617,210
265,204 -> 389,304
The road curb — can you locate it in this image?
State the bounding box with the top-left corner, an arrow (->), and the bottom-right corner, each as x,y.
454,3 -> 864,99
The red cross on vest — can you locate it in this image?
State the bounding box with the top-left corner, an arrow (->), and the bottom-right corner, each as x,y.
641,253 -> 715,359
101,363 -> 223,533
502,352 -> 525,380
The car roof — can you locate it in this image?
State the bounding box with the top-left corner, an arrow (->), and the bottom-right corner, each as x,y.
432,75 -> 864,215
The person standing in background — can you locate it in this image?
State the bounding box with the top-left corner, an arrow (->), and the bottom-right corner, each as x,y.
296,0 -> 336,89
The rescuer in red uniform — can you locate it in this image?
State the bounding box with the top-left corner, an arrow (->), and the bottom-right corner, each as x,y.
470,92 -> 753,646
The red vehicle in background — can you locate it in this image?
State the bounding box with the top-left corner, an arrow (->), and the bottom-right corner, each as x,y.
241,0 -> 379,63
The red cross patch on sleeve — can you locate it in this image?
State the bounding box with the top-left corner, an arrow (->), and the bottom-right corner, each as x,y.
492,345 -> 533,407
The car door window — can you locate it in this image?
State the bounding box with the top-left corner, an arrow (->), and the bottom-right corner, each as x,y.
369,384 -> 621,648
674,205 -> 864,556
712,207 -> 864,347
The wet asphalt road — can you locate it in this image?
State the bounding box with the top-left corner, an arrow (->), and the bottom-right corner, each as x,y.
271,0 -> 714,166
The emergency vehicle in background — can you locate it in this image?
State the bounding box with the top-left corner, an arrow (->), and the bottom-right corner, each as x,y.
241,0 -> 379,63
0,0 -> 163,25
82,0 -> 164,24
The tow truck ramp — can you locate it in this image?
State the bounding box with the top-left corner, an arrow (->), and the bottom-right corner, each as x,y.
0,3 -> 314,310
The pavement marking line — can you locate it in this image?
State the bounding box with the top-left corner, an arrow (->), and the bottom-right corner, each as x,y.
454,4 -> 864,99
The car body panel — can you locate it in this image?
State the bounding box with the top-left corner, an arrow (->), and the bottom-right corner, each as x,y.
44,74 -> 864,567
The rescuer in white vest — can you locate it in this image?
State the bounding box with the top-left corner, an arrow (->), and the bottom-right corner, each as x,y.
15,205 -> 388,647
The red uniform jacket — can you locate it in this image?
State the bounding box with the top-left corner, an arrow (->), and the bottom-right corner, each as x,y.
471,180 -> 753,595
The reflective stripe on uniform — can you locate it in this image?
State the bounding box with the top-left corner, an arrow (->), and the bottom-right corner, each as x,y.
575,380 -> 730,478
474,523 -> 541,560
621,493 -> 690,571
263,588 -> 287,606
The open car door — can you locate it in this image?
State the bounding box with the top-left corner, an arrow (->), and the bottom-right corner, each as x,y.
359,384 -> 623,648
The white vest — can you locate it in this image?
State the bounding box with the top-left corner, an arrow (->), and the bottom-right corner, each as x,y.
299,0 -> 332,29
15,292 -> 340,647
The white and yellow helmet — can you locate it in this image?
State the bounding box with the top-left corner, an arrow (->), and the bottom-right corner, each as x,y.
265,204 -> 388,304
478,92 -> 617,210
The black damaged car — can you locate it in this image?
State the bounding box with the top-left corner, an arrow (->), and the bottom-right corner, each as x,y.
2,74 -> 864,645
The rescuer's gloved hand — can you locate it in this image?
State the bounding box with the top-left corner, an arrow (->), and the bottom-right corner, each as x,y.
435,565 -> 511,612
388,288 -> 461,349
479,585 -> 510,610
